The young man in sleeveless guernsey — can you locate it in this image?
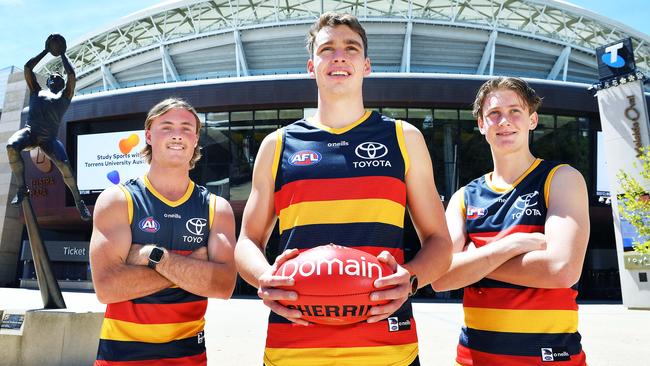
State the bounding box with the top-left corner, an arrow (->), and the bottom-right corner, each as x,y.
432,77 -> 590,366
235,12 -> 452,366
89,98 -> 237,366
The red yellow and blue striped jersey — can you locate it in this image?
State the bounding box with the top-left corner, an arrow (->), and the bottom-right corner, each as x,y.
266,111 -> 418,366
456,159 -> 586,366
95,176 -> 216,366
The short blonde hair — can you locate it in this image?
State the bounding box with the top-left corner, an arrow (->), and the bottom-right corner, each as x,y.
140,98 -> 202,169
472,77 -> 542,119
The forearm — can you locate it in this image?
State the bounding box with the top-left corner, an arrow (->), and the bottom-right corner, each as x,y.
25,50 -> 47,70
60,54 -> 75,76
156,252 -> 236,299
431,238 -> 531,291
93,264 -> 172,304
402,233 -> 451,289
234,238 -> 271,288
486,250 -> 577,288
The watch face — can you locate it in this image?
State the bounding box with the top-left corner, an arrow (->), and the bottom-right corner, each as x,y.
150,247 -> 164,262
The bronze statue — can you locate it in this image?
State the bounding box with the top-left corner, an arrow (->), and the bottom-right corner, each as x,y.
4,34 -> 88,309
6,34 -> 90,221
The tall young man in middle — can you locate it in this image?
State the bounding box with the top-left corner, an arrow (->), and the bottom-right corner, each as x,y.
235,12 -> 452,366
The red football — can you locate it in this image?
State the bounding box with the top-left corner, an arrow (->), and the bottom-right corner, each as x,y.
275,245 -> 394,325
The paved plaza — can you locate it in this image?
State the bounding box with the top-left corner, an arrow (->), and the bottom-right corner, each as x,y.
1,288 -> 649,366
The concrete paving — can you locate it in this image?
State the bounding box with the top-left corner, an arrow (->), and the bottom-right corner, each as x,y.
1,288 -> 649,366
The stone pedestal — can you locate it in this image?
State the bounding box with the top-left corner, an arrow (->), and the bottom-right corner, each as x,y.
0,308 -> 103,366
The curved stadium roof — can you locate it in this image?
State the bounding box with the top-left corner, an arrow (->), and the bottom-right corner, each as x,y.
39,0 -> 650,95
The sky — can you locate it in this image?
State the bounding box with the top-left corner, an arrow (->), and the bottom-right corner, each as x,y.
0,0 -> 649,69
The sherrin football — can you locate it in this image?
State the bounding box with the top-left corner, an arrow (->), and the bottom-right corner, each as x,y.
275,245 -> 394,325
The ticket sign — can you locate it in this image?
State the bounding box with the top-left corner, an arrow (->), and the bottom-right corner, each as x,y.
596,38 -> 636,81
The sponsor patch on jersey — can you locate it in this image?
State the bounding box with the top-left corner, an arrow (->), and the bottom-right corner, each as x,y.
186,217 -> 208,236
138,216 -> 160,233
541,347 -> 571,362
352,142 -> 392,168
512,191 -> 542,219
466,205 -> 487,219
387,316 -> 412,332
289,150 -> 322,166
355,142 -> 388,160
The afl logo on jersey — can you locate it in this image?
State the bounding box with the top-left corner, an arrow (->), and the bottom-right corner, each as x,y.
139,217 -> 160,233
289,150 -> 322,166
467,206 -> 487,220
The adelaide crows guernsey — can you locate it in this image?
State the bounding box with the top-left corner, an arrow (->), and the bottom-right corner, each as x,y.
95,175 -> 216,366
266,111 -> 418,366
456,159 -> 586,366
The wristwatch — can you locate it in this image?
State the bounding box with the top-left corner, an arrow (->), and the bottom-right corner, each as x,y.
408,275 -> 419,297
148,246 -> 165,269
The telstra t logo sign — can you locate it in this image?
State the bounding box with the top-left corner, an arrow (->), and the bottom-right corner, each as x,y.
601,42 -> 625,68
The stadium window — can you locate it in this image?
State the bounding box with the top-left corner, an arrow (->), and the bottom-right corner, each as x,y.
279,109 -> 303,126
382,108 -> 407,119
229,111 -> 255,201
196,112 -> 231,200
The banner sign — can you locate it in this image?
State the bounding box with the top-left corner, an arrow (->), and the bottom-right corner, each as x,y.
77,130 -> 148,193
597,81 -> 650,165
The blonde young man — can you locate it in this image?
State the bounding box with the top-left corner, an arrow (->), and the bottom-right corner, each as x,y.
89,98 -> 237,365
433,77 -> 589,365
235,12 -> 452,366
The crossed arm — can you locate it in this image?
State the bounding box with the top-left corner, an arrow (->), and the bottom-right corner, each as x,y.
432,165 -> 589,291
89,186 -> 237,304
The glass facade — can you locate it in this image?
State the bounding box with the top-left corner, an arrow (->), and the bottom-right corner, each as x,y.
193,109 -> 305,202
192,107 -> 595,206
187,106 -> 599,298
52,106 -> 606,298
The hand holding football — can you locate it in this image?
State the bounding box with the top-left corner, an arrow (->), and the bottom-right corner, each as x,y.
275,244 -> 394,325
46,34 -> 67,56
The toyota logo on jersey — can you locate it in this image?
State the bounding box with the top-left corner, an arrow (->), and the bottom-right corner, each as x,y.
355,142 -> 388,160
289,150 -> 322,166
186,217 -> 207,236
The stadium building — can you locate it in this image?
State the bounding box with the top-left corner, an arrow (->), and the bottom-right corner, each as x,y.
0,0 -> 648,298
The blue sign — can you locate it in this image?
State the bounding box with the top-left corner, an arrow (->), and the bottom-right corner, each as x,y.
620,216 -> 643,252
596,38 -> 636,81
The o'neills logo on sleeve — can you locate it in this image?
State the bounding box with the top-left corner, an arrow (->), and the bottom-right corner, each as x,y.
280,257 -> 383,279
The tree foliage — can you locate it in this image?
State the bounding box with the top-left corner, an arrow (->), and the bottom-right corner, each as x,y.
617,147 -> 650,254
